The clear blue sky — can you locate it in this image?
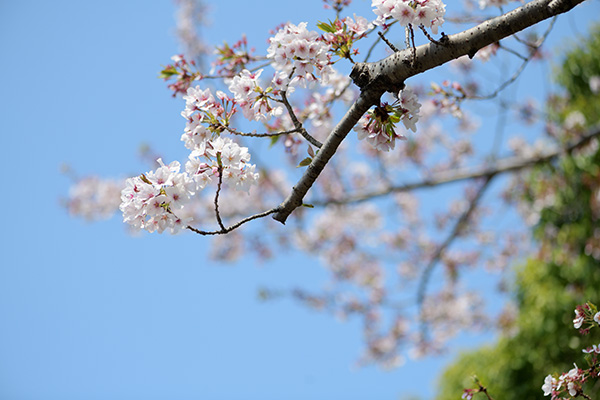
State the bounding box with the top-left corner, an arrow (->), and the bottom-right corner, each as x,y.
1,1 -> 599,399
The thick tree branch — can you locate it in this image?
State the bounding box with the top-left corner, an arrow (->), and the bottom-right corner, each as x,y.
272,87 -> 384,223
351,0 -> 585,92
271,0 -> 586,225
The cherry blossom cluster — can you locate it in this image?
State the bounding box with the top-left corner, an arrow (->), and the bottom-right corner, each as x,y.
160,54 -> 202,97
430,80 -> 466,119
65,176 -> 123,221
120,159 -> 196,234
572,302 -> 600,333
180,86 -> 259,192
371,0 -> 446,34
185,137 -> 259,192
120,77 -> 261,234
266,22 -> 333,86
542,364 -> 590,398
540,302 -> 600,398
354,87 -> 421,151
212,34 -> 258,78
318,15 -> 373,61
181,86 -> 235,146
119,139 -> 259,233
228,69 -> 284,122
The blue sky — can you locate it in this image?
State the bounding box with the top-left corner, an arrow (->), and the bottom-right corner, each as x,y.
2,1 -> 599,399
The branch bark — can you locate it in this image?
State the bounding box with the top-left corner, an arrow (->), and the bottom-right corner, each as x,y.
271,0 -> 586,224
350,0 -> 585,92
272,87 -> 384,223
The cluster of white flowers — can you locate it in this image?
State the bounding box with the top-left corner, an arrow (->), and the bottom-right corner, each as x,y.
120,83 -> 260,233
228,69 -> 283,122
354,115 -> 400,151
66,177 -> 123,221
354,87 -> 421,152
120,159 -> 196,234
342,14 -> 373,36
396,87 -> 421,132
371,0 -> 446,34
267,22 -> 333,86
542,365 -> 583,397
181,85 -> 222,121
573,309 -> 585,329
186,137 -> 259,192
180,86 -> 223,150
582,343 -> 600,354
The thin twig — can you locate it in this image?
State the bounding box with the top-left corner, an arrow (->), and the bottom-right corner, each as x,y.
418,24 -> 448,46
408,24 -> 417,66
477,380 -> 496,400
497,43 -> 528,60
469,16 -> 556,100
281,90 -> 323,148
224,126 -> 303,137
186,207 -> 281,236
213,166 -> 226,231
378,31 -> 399,52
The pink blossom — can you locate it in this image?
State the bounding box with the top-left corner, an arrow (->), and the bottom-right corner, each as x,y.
573,309 -> 585,329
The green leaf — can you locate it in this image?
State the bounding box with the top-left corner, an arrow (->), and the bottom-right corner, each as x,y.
139,174 -> 152,185
269,135 -> 280,147
301,203 -> 314,208
158,66 -> 178,79
317,20 -> 336,33
297,157 -> 312,168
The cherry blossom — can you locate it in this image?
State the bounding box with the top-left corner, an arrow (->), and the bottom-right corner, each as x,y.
573,309 -> 585,329
266,22 -> 333,86
120,159 -> 196,234
354,87 -> 421,151
65,177 -> 123,221
228,69 -> 283,122
371,0 -> 446,34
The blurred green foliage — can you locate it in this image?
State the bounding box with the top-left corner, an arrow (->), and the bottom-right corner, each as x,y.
435,25 -> 600,400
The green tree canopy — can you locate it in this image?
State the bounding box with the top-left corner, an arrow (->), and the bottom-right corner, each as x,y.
435,24 -> 600,400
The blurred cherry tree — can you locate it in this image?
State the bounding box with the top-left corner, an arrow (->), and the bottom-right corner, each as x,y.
63,0 -> 600,371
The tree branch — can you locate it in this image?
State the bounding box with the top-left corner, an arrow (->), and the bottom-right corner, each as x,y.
312,125 -> 600,206
272,87 -> 384,223
350,0 -> 585,92
281,90 -> 323,148
186,207 -> 281,236
271,0 -> 586,225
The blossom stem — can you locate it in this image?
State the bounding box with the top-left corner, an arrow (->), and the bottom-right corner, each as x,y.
213,166 -> 226,231
378,31 -> 399,52
224,126 -> 303,137
281,90 -> 323,148
186,207 -> 281,236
